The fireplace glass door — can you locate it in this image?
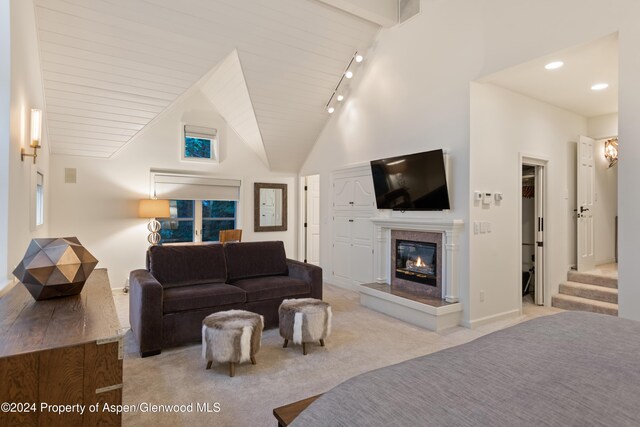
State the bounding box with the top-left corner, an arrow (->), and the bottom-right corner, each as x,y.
395,240 -> 437,286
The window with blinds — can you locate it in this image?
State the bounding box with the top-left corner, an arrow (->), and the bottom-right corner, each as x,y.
150,172 -> 240,243
183,125 -> 219,163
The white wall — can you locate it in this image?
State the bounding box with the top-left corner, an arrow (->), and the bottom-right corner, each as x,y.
301,0 -> 640,324
0,0 -> 10,290
3,0 -> 51,291
594,139 -> 618,264
470,83 -> 587,324
587,114 -> 618,265
588,113 -> 618,139
50,90 -> 297,288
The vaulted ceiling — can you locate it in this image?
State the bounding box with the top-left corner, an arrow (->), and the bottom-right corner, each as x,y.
33,0 -> 387,171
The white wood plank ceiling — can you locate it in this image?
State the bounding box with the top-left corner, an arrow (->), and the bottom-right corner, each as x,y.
33,0 -> 382,171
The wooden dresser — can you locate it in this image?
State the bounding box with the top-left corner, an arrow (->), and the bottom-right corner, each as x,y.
0,269 -> 123,426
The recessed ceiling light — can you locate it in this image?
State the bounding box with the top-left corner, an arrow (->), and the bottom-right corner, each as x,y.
544,61 -> 564,70
327,106 -> 335,114
591,83 -> 609,91
345,70 -> 353,79
355,54 -> 364,63
336,94 -> 344,102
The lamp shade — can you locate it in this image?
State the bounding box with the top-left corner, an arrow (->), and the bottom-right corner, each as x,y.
138,199 -> 170,218
30,109 -> 42,148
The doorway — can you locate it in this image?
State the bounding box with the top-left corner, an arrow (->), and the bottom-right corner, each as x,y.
300,175 -> 320,265
520,158 -> 546,307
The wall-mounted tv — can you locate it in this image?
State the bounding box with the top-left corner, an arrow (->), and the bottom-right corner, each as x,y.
370,149 -> 450,211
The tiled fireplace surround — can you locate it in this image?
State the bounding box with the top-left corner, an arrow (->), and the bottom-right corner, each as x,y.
371,217 -> 463,303
359,217 -> 464,331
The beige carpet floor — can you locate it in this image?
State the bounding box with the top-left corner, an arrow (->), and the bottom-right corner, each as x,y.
114,286 -> 561,427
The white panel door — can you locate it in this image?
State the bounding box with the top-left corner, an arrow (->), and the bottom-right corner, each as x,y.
351,216 -> 373,283
306,175 -> 321,265
577,136 -> 596,272
353,175 -> 375,209
333,177 -> 354,209
332,213 -> 352,284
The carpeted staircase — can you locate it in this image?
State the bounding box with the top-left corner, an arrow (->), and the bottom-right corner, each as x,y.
551,270 -> 618,316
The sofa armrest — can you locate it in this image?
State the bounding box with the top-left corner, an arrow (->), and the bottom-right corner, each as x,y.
129,269 -> 163,357
287,259 -> 323,300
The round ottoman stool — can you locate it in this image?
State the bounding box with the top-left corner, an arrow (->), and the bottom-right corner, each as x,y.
279,298 -> 332,355
202,310 -> 263,377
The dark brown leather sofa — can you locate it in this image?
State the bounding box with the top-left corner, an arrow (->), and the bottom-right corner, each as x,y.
129,241 -> 322,357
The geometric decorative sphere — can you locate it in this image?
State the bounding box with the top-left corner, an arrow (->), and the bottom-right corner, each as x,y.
12,237 -> 99,301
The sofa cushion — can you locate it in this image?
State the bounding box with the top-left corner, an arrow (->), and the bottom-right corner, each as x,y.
224,241 -> 288,282
231,276 -> 310,302
162,283 -> 246,314
148,244 -> 227,288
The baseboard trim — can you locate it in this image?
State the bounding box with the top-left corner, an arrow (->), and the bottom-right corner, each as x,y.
464,309 -> 519,329
324,279 -> 356,292
0,278 -> 16,298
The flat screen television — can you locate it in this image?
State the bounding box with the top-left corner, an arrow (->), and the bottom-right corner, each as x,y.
370,149 -> 450,211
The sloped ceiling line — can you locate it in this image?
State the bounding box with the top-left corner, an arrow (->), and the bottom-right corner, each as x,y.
200,50 -> 270,168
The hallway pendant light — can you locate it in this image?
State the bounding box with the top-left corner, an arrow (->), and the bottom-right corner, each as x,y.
327,106 -> 335,114
336,94 -> 344,102
345,70 -> 353,79
355,54 -> 364,63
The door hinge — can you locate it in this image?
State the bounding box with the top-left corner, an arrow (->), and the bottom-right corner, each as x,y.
537,241 -> 544,247
304,222 -> 307,228
304,185 -> 308,191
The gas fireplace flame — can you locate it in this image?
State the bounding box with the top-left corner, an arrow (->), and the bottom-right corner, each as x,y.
415,256 -> 426,267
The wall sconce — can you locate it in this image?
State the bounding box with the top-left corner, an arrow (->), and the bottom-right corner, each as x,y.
138,199 -> 170,245
21,109 -> 42,164
604,138 -> 618,168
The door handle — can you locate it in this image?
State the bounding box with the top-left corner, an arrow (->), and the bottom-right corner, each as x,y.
580,206 -> 589,213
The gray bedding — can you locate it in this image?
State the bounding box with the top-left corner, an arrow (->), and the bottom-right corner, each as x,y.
291,312 -> 640,426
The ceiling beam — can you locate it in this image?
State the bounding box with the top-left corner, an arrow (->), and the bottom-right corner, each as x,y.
315,0 -> 397,27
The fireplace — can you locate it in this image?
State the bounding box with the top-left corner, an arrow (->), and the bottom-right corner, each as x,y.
390,230 -> 443,299
395,240 -> 437,286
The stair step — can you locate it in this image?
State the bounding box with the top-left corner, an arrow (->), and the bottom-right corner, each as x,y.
567,271 -> 617,289
559,281 -> 618,304
551,294 -> 618,316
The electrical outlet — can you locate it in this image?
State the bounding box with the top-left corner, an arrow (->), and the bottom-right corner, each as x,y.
480,290 -> 485,302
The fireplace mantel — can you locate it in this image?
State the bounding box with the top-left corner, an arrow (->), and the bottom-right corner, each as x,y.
370,216 -> 464,303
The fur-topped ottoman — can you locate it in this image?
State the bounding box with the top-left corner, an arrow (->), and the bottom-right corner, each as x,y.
279,298 -> 332,355
202,310 -> 263,377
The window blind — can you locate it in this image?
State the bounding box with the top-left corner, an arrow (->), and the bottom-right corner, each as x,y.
152,173 -> 240,200
184,125 -> 217,140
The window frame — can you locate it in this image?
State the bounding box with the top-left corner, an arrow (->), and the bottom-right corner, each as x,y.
181,125 -> 219,163
35,171 -> 44,227
159,200 -> 237,244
